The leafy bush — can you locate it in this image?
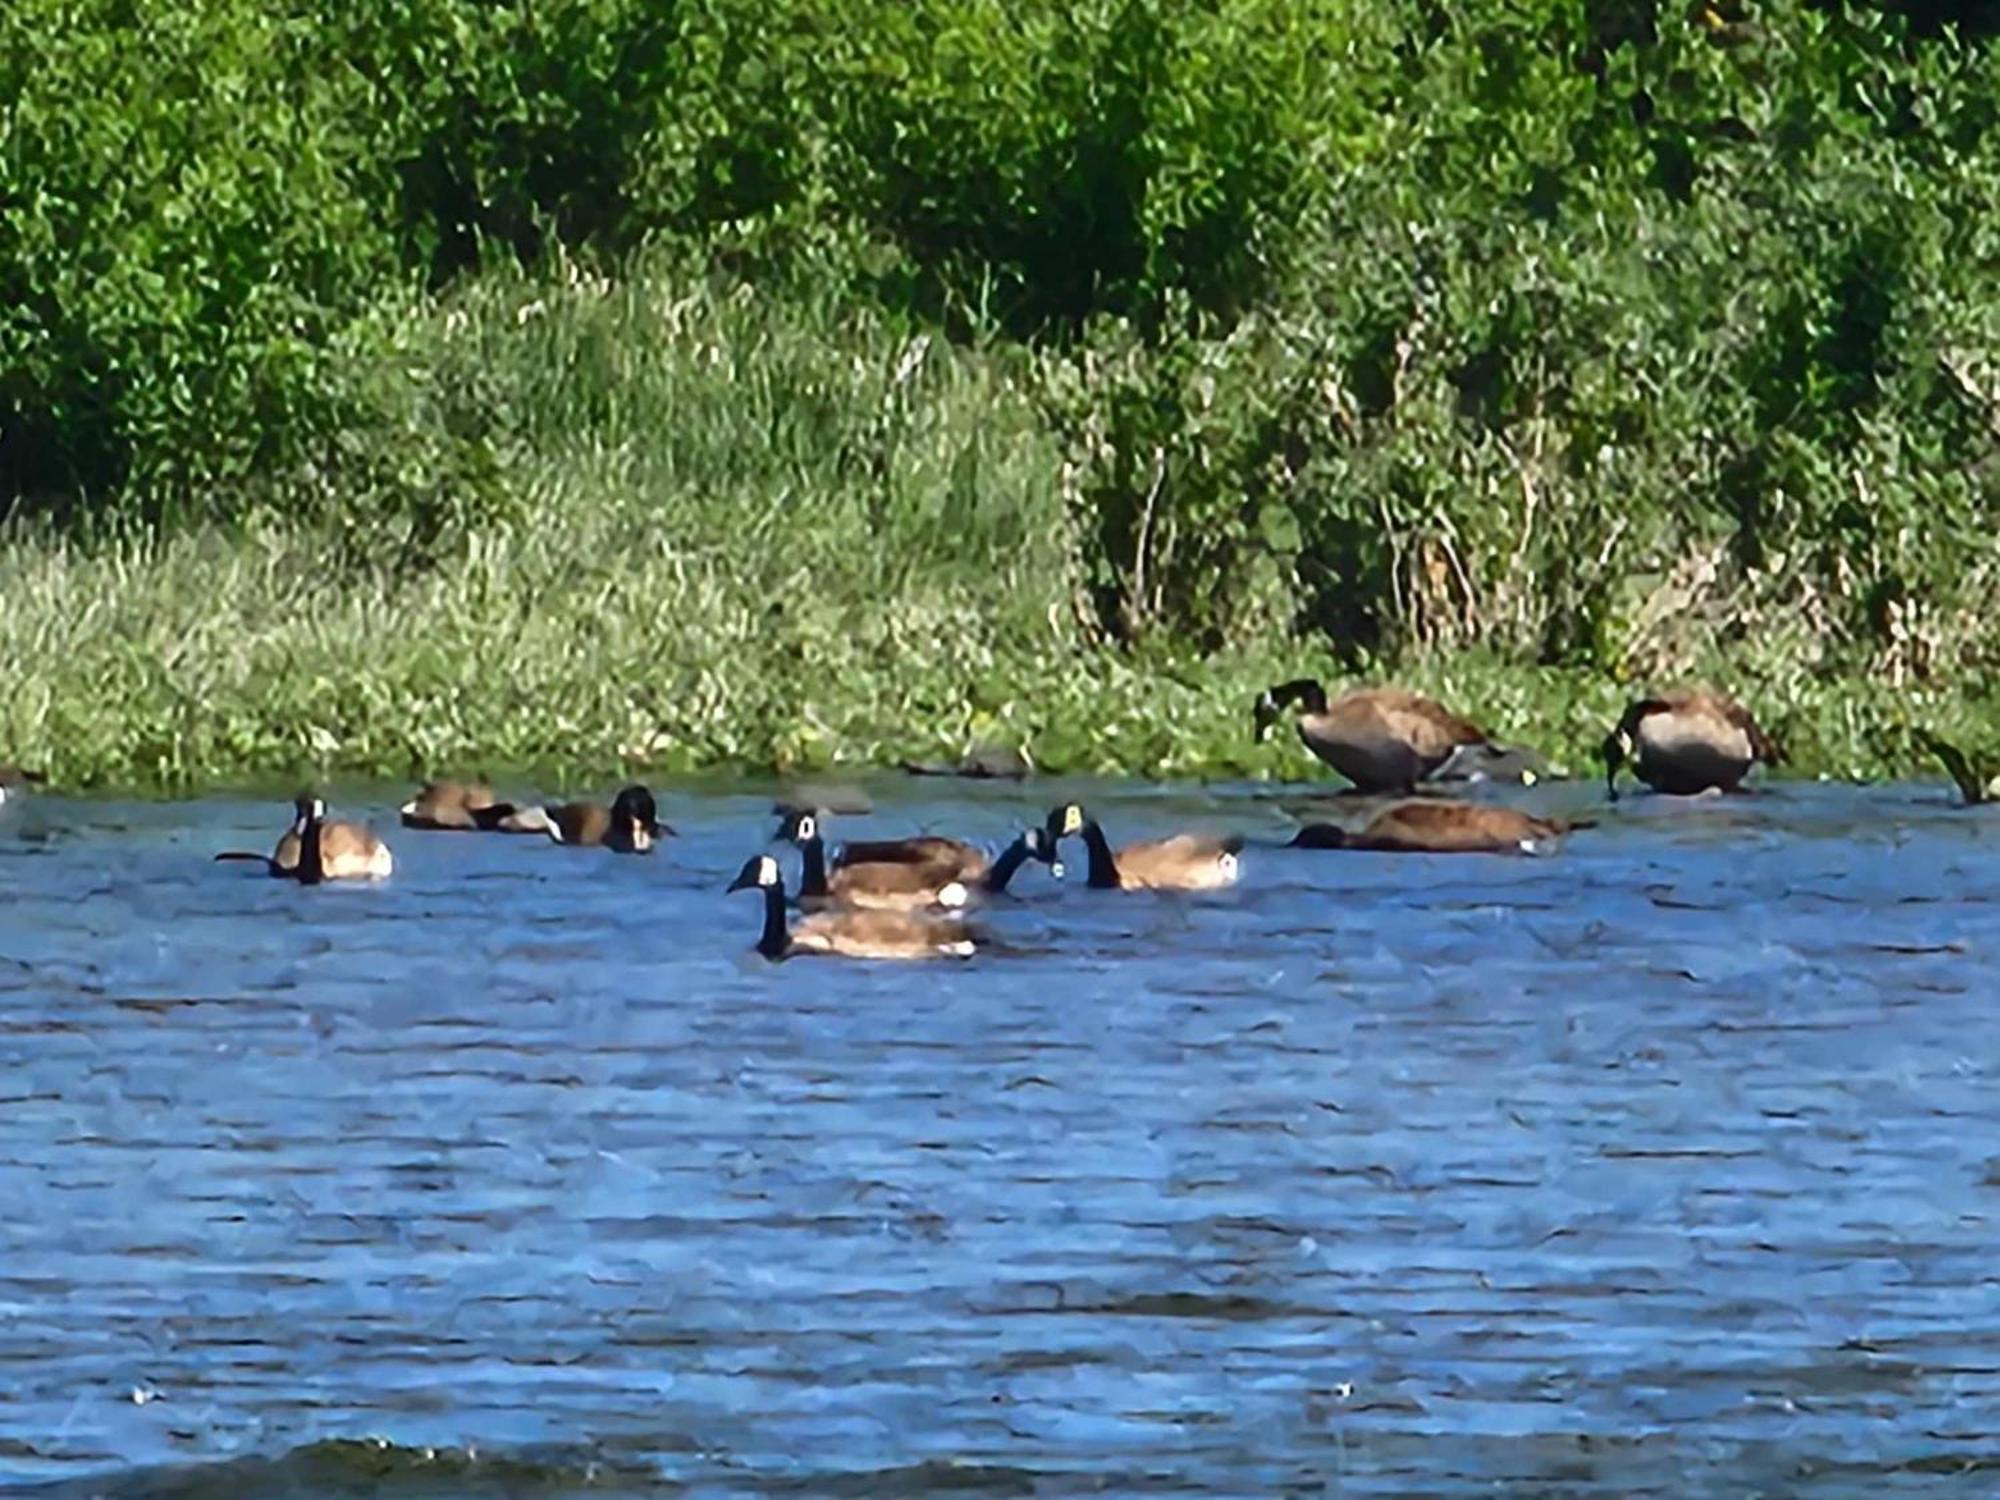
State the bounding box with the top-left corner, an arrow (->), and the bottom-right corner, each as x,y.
0,1 -> 390,514
7,0 -> 2000,743
1048,0 -> 2000,688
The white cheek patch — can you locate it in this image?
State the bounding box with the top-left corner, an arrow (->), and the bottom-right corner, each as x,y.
1218,852 -> 1240,879
759,855 -> 780,884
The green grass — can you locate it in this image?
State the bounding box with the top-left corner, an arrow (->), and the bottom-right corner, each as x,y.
1,253 -> 1989,793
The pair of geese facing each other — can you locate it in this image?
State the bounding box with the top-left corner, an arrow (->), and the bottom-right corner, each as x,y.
763,801 -> 1253,909
214,783 -> 668,883
1254,679 -> 1784,799
732,795 -> 1598,961
733,802 -> 1249,962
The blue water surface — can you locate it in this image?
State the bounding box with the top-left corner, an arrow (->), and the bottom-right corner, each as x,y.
1,776 -> 1996,1496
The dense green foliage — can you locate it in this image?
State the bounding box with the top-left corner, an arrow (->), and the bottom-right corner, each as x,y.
4,0 -> 2000,784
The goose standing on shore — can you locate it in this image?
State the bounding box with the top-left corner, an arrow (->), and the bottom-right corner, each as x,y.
1602,691 -> 1783,799
1253,680 -> 1517,792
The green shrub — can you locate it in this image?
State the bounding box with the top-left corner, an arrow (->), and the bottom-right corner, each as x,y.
0,1 -> 390,515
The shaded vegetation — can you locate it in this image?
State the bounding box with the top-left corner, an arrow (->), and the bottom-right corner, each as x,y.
3,0 -> 1998,784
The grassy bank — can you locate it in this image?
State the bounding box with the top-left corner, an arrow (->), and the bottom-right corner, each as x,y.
2,254 -> 1991,791
5,2 -> 2000,789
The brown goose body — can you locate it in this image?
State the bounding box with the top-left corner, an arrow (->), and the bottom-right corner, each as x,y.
399,778 -> 527,831
827,862 -> 969,911
217,796 -> 393,882
834,834 -> 990,883
1291,800 -> 1590,854
1255,680 -> 1490,793
729,855 -> 978,961
787,907 -> 978,959
1604,690 -> 1782,798
274,821 -> 396,879
779,812 -> 972,911
1047,804 -> 1243,892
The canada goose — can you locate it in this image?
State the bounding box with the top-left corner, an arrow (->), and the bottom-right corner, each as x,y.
214,795 -> 394,882
1602,690 -> 1783,799
1043,802 -> 1243,892
511,785 -> 673,852
1253,680 -> 1510,792
1920,730 -> 2000,806
0,766 -> 46,808
399,778 -> 526,831
728,854 -> 978,961
776,810 -> 973,910
1289,800 -> 1593,854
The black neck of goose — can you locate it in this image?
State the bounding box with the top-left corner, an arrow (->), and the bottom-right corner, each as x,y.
297,814 -> 326,886
797,833 -> 829,897
983,835 -> 1032,894
1081,821 -> 1119,889
756,883 -> 790,958
1276,677 -> 1327,716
